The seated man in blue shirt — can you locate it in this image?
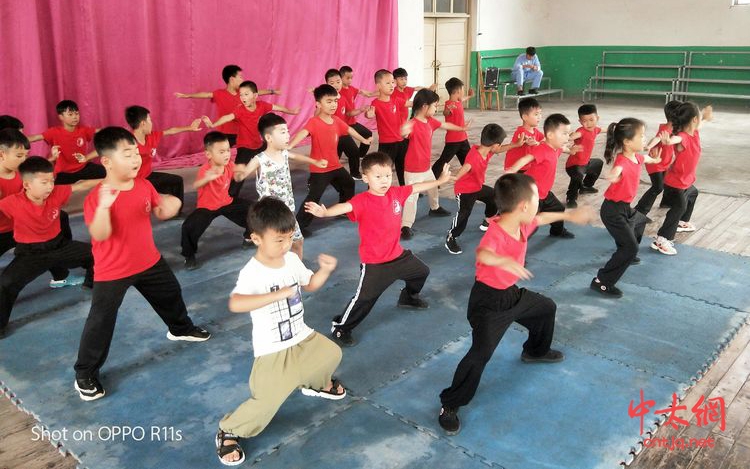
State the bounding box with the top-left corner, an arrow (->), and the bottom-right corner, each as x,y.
512,46 -> 543,96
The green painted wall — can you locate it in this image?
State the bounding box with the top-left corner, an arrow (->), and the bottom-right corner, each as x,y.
469,46 -> 750,109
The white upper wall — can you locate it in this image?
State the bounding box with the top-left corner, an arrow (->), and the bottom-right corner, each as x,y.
476,0 -> 750,49
398,0 -> 425,85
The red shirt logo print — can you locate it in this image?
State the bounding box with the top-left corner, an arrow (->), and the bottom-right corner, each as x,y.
144,198 -> 152,213
393,200 -> 402,215
76,137 -> 85,147
48,208 -> 60,221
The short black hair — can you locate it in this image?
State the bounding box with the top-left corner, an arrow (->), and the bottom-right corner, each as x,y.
480,124 -> 507,147
222,65 -> 242,84
56,100 -> 79,115
18,156 -> 54,179
325,68 -> 341,81
374,69 -> 392,83
125,105 -> 150,130
518,97 -> 540,117
339,65 -> 353,75
392,68 -> 408,79
258,113 -> 287,137
0,115 -> 24,131
249,196 -> 297,236
577,104 -> 597,117
494,173 -> 536,214
93,127 -> 136,155
239,80 -> 258,93
361,152 -> 393,173
525,46 -> 536,56
543,113 -> 571,135
445,77 -> 465,95
314,84 -> 338,102
664,100 -> 682,123
0,128 -> 30,150
204,131 -> 229,149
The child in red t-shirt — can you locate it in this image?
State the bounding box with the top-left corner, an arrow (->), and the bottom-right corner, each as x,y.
340,65 -> 377,172
290,84 -> 371,237
181,132 -> 256,270
504,97 -> 544,171
507,113 -> 577,239
304,152 -> 451,347
74,127 -> 210,402
446,124 -> 522,255
126,105 -> 202,209
564,104 -> 604,208
204,80 -> 300,198
592,118 -> 662,298
0,130 -> 79,289
634,100 -> 683,217
437,173 -> 593,436
432,77 -> 475,178
27,100 -> 106,185
392,67 -> 438,123
0,157 -> 98,339
652,103 -> 713,256
365,69 -> 411,186
400,89 -> 467,239
175,64 -> 280,147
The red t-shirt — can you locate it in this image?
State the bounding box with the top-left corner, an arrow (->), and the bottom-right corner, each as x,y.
42,125 -> 96,174
196,162 -> 234,210
404,117 -> 442,172
505,126 -> 544,170
334,91 -> 353,122
136,131 -> 164,179
84,179 -> 162,281
393,86 -> 415,122
566,126 -> 601,168
234,101 -> 274,150
347,186 -> 412,264
475,217 -> 538,290
212,89 -> 242,135
0,185 -> 71,243
444,100 -> 468,143
604,153 -> 645,204
371,97 -> 406,144
524,142 -> 562,199
0,173 -> 24,233
454,146 -> 493,194
304,116 -> 348,174
664,130 -> 701,190
340,86 -> 359,125
645,123 -> 675,175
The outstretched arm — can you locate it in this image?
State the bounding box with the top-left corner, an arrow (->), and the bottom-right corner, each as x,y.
303,254 -> 337,292
272,104 -> 301,115
535,205 -> 595,227
304,201 -> 353,218
164,118 -> 202,136
411,164 -> 453,193
506,154 -> 534,173
476,248 -> 533,280
174,91 -> 213,99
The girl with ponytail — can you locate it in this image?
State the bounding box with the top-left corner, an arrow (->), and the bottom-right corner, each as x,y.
591,118 -> 662,298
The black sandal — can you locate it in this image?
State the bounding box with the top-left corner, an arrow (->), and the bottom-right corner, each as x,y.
300,378 -> 347,400
216,429 -> 245,466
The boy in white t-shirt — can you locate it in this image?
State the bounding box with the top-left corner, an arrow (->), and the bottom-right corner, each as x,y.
214,196 -> 345,466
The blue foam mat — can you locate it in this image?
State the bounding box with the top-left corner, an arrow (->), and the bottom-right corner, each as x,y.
0,182 -> 748,469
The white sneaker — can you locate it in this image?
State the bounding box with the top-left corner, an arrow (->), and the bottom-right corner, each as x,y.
650,236 -> 677,255
479,220 -> 489,231
676,221 -> 696,233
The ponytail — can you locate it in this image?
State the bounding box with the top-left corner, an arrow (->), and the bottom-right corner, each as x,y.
603,122 -> 618,164
671,101 -> 700,135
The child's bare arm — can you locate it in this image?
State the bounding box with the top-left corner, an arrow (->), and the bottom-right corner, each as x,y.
303,254 -> 337,292
453,162 -> 472,181
88,184 -> 118,241
461,88 -> 475,103
535,206 -> 595,226
347,126 -> 373,145
304,201 -> 353,218
258,88 -> 282,96
70,179 -> 102,193
288,129 -> 310,150
272,104 -> 301,115
234,158 -> 261,182
506,154 -> 534,173
289,151 -> 328,169
27,134 -> 44,143
153,194 -> 181,220
476,248 -> 533,280
193,168 -> 223,189
204,113 -> 235,129
440,122 -> 469,132
412,164 -> 453,193
174,91 -> 212,99
229,288 -> 296,313
164,118 -> 202,136
364,105 -> 376,119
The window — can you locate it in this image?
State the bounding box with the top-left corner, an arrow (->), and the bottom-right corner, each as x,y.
424,0 -> 469,14
732,0 -> 750,5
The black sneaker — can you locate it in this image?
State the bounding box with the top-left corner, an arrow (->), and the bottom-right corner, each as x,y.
516,90 -> 525,96
351,173 -> 363,181
590,277 -> 623,298
331,328 -> 356,347
566,199 -> 578,209
445,235 -> 462,255
0,325 -> 11,340
521,349 -> 564,363
167,326 -> 211,342
429,207 -> 451,217
397,289 -> 429,309
529,88 -> 539,95
479,220 -> 489,231
631,257 -> 641,265
184,256 -> 198,270
400,226 -> 413,240
75,377 -> 105,401
241,238 -> 254,250
439,406 -> 460,435
550,228 -> 575,239
579,186 -> 598,194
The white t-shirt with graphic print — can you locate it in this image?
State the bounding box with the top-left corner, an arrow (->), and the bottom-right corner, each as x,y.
232,252 -> 314,357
